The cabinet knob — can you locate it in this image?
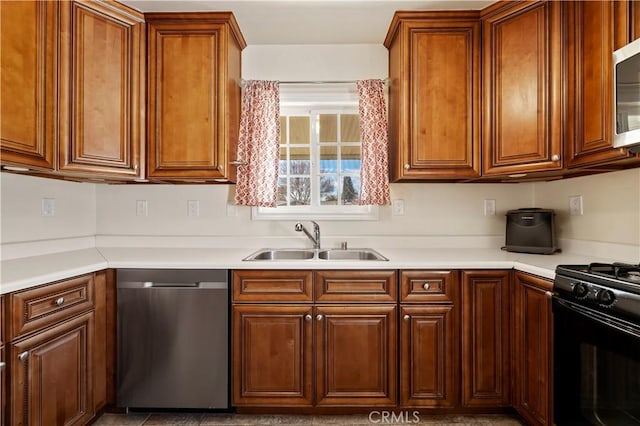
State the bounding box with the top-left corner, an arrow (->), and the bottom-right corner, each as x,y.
133,164 -> 139,171
551,154 -> 560,161
316,314 -> 324,321
404,164 -> 410,170
403,315 -> 410,321
55,297 -> 65,306
18,351 -> 29,362
423,283 -> 431,291
230,160 -> 248,166
545,291 -> 554,299
0,361 -> 5,370
305,314 -> 312,321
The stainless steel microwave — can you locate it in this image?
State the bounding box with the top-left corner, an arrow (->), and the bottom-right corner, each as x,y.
613,37 -> 640,153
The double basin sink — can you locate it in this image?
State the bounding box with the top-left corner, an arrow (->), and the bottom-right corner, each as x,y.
244,248 -> 388,261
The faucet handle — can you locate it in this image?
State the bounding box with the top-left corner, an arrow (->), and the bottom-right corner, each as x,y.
294,222 -> 304,231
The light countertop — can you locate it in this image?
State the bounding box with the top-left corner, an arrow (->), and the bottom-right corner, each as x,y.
0,245 -> 619,295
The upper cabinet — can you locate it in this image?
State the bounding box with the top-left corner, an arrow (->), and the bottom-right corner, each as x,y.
1,1 -> 58,170
0,0 -> 145,180
481,1 -> 563,177
385,12 -> 481,181
565,1 -> 638,168
58,0 -> 146,179
146,13 -> 246,182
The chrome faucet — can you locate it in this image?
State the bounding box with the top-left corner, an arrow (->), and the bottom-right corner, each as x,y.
294,221 -> 321,249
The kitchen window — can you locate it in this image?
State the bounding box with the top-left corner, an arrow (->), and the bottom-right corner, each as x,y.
252,85 -> 378,220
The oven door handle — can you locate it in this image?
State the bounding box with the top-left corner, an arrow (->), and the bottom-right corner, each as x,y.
553,296 -> 640,339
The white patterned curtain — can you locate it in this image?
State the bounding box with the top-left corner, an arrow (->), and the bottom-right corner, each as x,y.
234,80 -> 280,207
357,79 -> 391,205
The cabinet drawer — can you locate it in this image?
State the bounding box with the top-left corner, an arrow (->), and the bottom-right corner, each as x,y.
9,274 -> 95,339
400,270 -> 458,303
233,270 -> 313,302
315,270 -> 397,303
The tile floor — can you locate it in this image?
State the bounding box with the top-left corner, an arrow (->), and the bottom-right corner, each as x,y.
93,412 -> 525,425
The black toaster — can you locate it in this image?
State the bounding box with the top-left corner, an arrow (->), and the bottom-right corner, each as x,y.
503,208 -> 559,254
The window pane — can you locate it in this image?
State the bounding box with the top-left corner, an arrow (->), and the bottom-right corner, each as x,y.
277,178 -> 288,206
341,114 -> 360,142
320,146 -> 338,173
280,116 -> 287,142
289,177 -> 311,205
320,176 -> 338,205
279,147 -> 288,175
289,117 -> 310,144
341,176 -> 360,205
319,114 -> 337,143
290,147 -> 310,175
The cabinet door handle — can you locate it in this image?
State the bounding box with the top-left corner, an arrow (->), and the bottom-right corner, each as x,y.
304,314 -> 312,321
404,163 -> 410,170
551,154 -> 560,161
0,361 -> 5,370
316,314 -> 323,321
545,291 -> 554,299
133,164 -> 139,171
55,297 -> 65,306
403,315 -> 410,321
423,283 -> 431,291
18,351 -> 29,362
230,160 -> 247,166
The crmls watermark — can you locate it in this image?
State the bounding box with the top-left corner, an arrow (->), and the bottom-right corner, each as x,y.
368,410 -> 421,424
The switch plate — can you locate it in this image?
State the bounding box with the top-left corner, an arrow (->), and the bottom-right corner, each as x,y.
569,195 -> 583,215
227,203 -> 238,217
187,200 -> 200,217
136,200 -> 148,217
42,198 -> 55,216
484,199 -> 496,216
392,199 -> 405,216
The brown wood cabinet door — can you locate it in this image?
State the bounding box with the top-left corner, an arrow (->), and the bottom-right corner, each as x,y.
461,271 -> 511,407
482,1 -> 563,176
10,312 -> 94,426
399,305 -> 458,408
386,12 -> 480,180
0,0 -> 57,170
232,305 -> 313,407
147,14 -> 245,181
1,345 -> 5,426
57,0 -> 145,179
633,0 -> 640,41
513,272 -> 553,426
565,1 -> 634,167
315,305 -> 396,406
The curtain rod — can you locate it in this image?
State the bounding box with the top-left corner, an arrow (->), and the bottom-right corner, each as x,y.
239,78 -> 390,88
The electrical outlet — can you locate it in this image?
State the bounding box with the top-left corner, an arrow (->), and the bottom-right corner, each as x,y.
569,195 -> 583,215
392,199 -> 405,216
42,198 -> 56,216
484,199 -> 496,216
136,200 -> 148,217
187,200 -> 200,217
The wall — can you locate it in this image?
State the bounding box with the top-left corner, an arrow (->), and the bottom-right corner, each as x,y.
0,173 -> 96,244
533,168 -> 640,246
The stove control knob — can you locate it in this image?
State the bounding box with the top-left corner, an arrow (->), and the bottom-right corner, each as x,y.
573,282 -> 590,299
595,289 -> 616,306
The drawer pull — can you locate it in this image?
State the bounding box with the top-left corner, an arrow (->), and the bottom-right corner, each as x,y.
0,361 -> 5,370
55,297 -> 65,306
18,351 -> 29,362
403,315 -> 410,321
423,283 -> 431,291
316,314 -> 324,321
305,314 -> 312,321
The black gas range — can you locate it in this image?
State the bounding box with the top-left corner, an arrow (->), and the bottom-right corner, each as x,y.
553,262 -> 640,425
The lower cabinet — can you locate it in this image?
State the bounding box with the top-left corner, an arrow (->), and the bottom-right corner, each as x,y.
10,312 -> 95,426
512,272 -> 553,426
232,270 -> 398,408
461,270 -> 511,407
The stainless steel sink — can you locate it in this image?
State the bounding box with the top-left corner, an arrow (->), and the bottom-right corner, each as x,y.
243,248 -> 316,261
243,248 -> 388,261
317,248 -> 388,261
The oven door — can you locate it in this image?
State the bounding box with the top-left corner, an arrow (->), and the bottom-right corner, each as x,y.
553,297 -> 640,425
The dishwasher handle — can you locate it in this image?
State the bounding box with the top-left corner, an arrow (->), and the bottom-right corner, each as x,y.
119,281 -> 227,289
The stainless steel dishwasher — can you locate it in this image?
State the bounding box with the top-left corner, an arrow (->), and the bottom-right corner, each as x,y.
116,269 -> 229,409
